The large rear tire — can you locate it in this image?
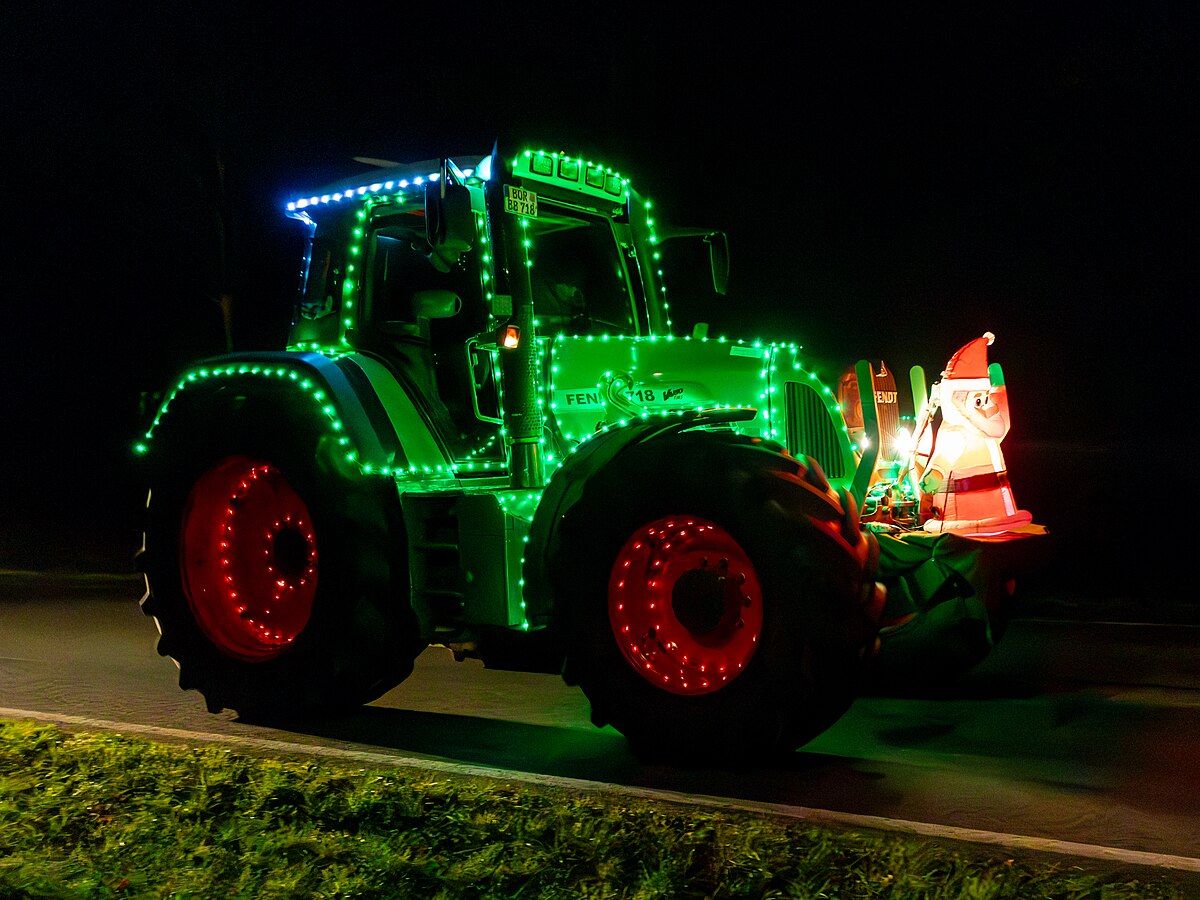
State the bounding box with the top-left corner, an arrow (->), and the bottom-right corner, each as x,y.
551,432 -> 879,762
140,390 -> 422,718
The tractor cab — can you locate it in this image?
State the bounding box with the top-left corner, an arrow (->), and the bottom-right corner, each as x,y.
284,149 -> 670,474
286,158 -> 493,462
283,147 -> 855,490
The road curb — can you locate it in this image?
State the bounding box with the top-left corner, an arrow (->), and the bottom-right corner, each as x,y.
2,706 -> 1197,875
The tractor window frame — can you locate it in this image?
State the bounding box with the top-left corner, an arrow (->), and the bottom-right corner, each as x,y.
525,198 -> 644,337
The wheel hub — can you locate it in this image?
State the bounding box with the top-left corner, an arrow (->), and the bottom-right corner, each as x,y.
670,567 -> 731,635
271,526 -> 311,578
180,457 -> 318,662
608,516 -> 763,696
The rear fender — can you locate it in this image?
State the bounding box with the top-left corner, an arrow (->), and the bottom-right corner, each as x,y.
135,351 -> 411,477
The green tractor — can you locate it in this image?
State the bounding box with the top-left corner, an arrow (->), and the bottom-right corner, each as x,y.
135,146 -> 1029,760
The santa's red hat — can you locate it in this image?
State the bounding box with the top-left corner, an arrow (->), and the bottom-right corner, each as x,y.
943,332 -> 994,385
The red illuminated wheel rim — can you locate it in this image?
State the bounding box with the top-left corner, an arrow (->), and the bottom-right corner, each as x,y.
180,457 -> 318,662
608,516 -> 764,696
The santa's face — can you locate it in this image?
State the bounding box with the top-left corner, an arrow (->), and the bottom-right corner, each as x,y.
939,384 -> 994,426
956,389 -> 995,413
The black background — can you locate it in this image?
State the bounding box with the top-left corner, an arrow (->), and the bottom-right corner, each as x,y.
2,4 -> 1193,613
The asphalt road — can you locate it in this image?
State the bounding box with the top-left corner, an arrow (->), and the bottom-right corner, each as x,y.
1,575 -> 1197,861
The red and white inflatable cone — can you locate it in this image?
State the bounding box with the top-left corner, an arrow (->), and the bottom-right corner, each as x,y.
919,333 -> 1032,535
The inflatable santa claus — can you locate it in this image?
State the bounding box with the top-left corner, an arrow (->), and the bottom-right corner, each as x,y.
910,333 -> 1032,534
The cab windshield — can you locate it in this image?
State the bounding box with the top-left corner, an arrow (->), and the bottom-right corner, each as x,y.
526,208 -> 635,335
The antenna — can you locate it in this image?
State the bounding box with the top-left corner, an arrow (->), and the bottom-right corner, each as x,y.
352,156 -> 402,168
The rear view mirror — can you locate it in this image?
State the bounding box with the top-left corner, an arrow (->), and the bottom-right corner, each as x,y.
425,181 -> 474,255
659,226 -> 731,296
704,231 -> 730,296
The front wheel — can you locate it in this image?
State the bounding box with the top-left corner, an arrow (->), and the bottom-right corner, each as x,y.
608,515 -> 765,696
551,432 -> 880,762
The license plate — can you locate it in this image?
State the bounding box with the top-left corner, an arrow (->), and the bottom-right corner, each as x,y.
504,185 -> 538,217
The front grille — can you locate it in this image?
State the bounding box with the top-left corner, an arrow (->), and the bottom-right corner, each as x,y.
784,381 -> 846,478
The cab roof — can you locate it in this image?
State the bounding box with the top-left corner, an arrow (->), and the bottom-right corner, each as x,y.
285,156 -> 485,215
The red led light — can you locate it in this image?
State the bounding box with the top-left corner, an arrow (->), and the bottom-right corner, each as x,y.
501,325 -> 521,349
607,515 -> 763,696
180,457 -> 318,662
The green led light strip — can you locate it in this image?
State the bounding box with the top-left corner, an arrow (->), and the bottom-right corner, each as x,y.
642,198 -> 671,331
496,488 -> 543,632
133,364 -> 504,479
476,209 -> 497,307
285,343 -> 350,357
340,202 -> 373,345
544,333 -> 851,450
514,148 -> 670,334
470,206 -> 514,454
459,433 -> 501,459
516,215 -> 539,458
534,337 -> 557,467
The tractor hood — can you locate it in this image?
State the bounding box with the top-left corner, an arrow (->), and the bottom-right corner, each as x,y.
545,334 -> 857,484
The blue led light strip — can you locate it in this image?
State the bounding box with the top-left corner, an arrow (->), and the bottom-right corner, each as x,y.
286,169 -> 474,212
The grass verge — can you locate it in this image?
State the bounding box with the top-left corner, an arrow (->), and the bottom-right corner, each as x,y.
0,719 -> 1188,898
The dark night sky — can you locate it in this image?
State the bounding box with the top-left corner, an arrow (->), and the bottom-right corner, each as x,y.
2,3 -> 1195,596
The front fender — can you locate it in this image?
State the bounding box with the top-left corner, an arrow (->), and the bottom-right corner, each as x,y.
523,407 -> 757,626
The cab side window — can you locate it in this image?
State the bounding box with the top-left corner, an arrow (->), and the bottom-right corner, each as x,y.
367,223 -> 481,334
299,237 -> 341,320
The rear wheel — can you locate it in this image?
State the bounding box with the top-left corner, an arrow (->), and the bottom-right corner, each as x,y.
141,393 -> 422,718
552,432 -> 879,761
179,457 -> 319,662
